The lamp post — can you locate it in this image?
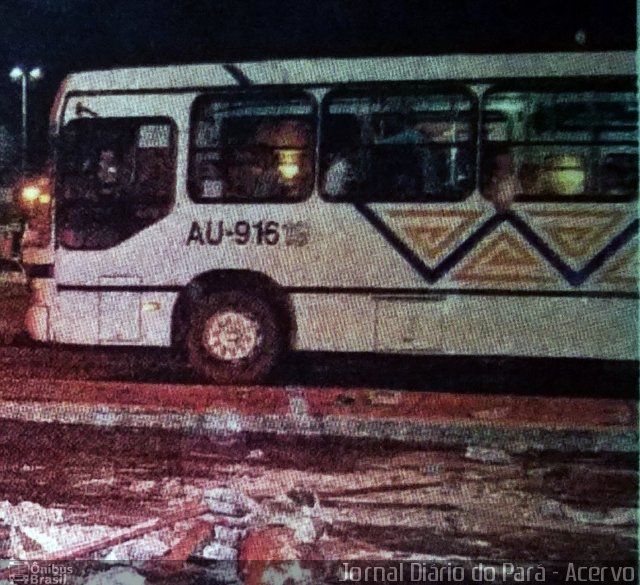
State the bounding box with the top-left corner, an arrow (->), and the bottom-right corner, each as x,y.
9,66 -> 43,172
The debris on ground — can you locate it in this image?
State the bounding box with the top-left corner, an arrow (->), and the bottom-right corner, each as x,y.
0,427 -> 635,582
465,446 -> 514,465
103,534 -> 170,561
0,482 -> 331,584
561,505 -> 636,526
0,501 -> 64,527
84,566 -> 146,585
204,486 -> 256,517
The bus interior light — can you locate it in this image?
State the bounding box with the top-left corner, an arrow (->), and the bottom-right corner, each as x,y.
278,150 -> 300,180
278,163 -> 300,180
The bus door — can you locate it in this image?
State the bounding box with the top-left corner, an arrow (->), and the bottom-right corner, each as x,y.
97,276 -> 141,342
54,115 -> 177,344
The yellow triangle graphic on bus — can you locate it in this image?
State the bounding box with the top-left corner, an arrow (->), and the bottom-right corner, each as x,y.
525,209 -> 629,265
453,230 -> 558,284
593,242 -> 638,288
385,209 -> 483,262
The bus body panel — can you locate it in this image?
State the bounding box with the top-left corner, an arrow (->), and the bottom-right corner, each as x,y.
59,52 -> 635,93
22,51 -> 638,365
290,293 -> 637,359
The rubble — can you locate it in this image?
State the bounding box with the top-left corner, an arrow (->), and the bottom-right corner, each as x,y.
536,498 -> 565,519
238,526 -> 321,585
201,541 -> 238,561
561,506 -> 636,526
193,483 -> 329,584
103,534 -> 170,561
0,501 -> 120,560
465,446 -> 514,465
0,497 -> 210,572
84,566 -> 146,585
10,524 -> 116,558
159,519 -> 212,561
214,524 -> 246,547
0,501 -> 64,527
239,526 -> 304,560
0,427 -> 633,580
535,499 -> 636,526
128,480 -> 156,495
204,486 -> 256,517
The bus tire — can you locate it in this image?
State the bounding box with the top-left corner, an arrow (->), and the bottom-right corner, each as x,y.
186,290 -> 283,385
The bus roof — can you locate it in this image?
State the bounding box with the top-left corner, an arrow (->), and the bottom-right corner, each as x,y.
63,52 -> 636,92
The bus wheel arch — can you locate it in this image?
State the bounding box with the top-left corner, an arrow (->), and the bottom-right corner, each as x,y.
171,271 -> 295,383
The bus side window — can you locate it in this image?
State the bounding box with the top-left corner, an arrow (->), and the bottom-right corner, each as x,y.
190,93 -> 315,203
57,118 -> 176,250
131,147 -> 174,218
599,152 -> 638,196
321,89 -> 474,202
481,86 -> 638,205
482,148 -> 522,212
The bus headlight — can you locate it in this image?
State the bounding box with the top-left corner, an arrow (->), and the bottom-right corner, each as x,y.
16,176 -> 53,249
18,178 -> 51,212
30,280 -> 47,305
22,185 -> 41,203
18,177 -> 51,214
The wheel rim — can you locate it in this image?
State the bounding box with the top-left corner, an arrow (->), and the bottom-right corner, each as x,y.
202,310 -> 260,361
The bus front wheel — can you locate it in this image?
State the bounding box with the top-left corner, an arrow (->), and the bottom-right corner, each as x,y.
186,290 -> 283,385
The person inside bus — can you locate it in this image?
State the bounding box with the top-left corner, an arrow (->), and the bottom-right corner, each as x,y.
95,148 -> 130,224
96,149 -> 119,196
375,117 -> 450,197
324,152 -> 359,197
59,147 -> 118,248
83,146 -> 130,247
131,146 -> 175,221
322,114 -> 363,198
231,118 -> 312,199
226,142 -> 282,199
600,152 -> 638,196
484,149 -> 522,212
251,145 -> 284,199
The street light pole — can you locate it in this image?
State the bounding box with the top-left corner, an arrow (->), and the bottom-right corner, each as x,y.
20,73 -> 27,173
9,66 -> 43,173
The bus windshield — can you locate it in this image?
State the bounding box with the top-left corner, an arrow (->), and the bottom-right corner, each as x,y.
56,117 -> 176,250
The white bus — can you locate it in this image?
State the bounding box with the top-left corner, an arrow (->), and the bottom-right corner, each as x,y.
21,52 -> 637,383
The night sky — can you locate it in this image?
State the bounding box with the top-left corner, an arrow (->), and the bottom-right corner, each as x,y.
0,0 -> 635,168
